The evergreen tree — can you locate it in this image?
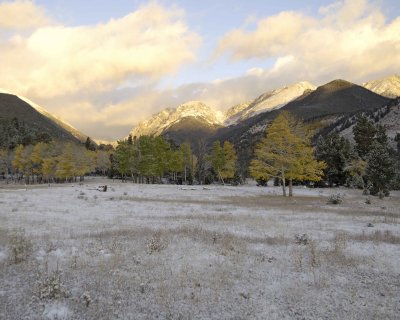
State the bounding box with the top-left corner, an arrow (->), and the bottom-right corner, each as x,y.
353,116 -> 377,159
85,137 -> 96,151
250,111 -> 325,196
395,132 -> 400,158
0,149 -> 8,176
375,124 -> 388,146
316,133 -> 351,186
365,141 -> 394,197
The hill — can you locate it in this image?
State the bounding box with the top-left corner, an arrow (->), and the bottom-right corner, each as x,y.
0,92 -> 87,148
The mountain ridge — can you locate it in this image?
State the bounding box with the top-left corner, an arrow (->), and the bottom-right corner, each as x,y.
0,91 -> 88,146
363,74 -> 400,98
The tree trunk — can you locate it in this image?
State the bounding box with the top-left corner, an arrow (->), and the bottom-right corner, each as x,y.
281,169 -> 286,197
219,171 -> 225,185
289,178 -> 293,197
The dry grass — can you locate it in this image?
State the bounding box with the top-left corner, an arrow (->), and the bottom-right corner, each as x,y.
1,183 -> 399,319
348,230 -> 400,244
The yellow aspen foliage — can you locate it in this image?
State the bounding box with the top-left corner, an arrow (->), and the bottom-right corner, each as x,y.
250,111 -> 325,196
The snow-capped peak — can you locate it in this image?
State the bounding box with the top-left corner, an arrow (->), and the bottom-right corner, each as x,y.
224,81 -> 316,125
363,74 -> 400,98
129,101 -> 223,138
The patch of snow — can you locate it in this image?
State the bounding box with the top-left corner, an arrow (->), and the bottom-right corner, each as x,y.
43,302 -> 71,320
363,74 -> 400,98
225,81 -> 316,124
130,101 -> 223,138
0,249 -> 8,263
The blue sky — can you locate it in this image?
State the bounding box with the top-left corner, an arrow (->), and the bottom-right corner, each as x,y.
0,0 -> 399,140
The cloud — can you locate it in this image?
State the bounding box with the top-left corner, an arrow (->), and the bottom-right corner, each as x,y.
214,11 -> 315,60
0,0 -> 51,30
0,2 -> 200,98
215,0 -> 400,83
2,0 -> 399,141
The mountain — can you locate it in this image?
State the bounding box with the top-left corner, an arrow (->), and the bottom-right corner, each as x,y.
281,79 -> 390,118
129,101 -> 223,139
363,74 -> 400,98
223,102 -> 251,126
0,91 -> 87,146
224,81 -> 316,125
324,98 -> 400,147
125,78 -> 393,174
211,79 -> 392,174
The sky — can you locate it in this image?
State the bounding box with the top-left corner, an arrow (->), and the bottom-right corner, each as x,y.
0,0 -> 399,141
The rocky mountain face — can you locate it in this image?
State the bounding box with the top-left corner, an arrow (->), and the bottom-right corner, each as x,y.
224,81 -> 316,125
281,79 -> 390,118
324,98 -> 400,148
129,101 -> 224,138
0,90 -> 87,144
363,75 -> 400,98
129,81 -> 317,139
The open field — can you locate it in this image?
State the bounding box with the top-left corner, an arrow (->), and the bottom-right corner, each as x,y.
0,178 -> 399,319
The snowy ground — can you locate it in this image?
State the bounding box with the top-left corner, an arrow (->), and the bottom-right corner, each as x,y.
0,177 -> 399,319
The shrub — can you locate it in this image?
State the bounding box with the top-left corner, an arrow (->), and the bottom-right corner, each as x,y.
327,193 -> 344,204
295,233 -> 310,245
38,270 -> 69,300
8,230 -> 32,264
146,235 -> 166,254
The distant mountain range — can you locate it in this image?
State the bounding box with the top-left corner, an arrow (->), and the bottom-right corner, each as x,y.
128,76 -> 398,151
0,75 -> 399,153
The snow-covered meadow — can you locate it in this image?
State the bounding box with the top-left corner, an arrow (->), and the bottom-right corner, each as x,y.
0,178 -> 399,319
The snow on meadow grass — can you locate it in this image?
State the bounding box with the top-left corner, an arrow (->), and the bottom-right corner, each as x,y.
0,178 -> 399,319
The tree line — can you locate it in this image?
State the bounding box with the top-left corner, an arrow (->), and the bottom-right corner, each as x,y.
1,111 -> 398,198
316,115 -> 400,197
249,111 -> 399,197
111,135 -> 237,185
0,141 -> 111,184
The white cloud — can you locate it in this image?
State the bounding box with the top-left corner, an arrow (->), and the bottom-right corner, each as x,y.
0,2 -> 200,98
0,0 -> 51,30
215,0 -> 400,83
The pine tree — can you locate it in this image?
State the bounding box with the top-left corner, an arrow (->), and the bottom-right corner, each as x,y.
85,137 -> 96,151
0,149 -> 8,176
365,141 -> 394,197
250,111 -> 325,196
316,133 -> 351,186
353,116 -> 377,159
